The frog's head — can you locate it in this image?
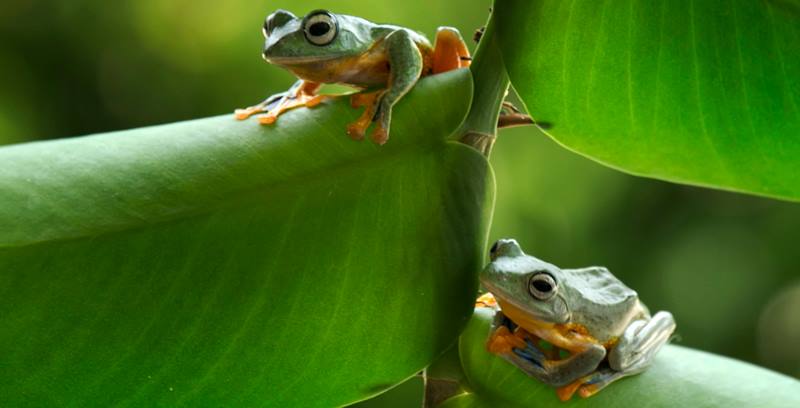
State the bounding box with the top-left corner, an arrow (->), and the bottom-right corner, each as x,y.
480,239 -> 570,326
261,9 -> 373,66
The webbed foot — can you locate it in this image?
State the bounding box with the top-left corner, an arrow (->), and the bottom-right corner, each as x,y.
257,93 -> 330,125
235,92 -> 286,120
235,80 -> 328,125
556,368 -> 624,401
346,90 -> 384,142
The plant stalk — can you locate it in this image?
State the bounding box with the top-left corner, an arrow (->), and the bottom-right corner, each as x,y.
455,12 -> 511,157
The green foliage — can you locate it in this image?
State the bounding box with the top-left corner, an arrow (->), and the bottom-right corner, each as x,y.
0,70 -> 495,406
440,308 -> 800,407
496,0 -> 800,200
1,0 -> 800,406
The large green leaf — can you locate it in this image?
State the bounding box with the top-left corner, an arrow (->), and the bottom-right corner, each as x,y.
441,307 -> 800,407
0,69 -> 495,406
495,0 -> 800,200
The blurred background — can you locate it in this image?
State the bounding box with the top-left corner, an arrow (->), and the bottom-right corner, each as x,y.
2,0 -> 798,405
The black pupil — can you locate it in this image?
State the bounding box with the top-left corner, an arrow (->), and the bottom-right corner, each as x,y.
532,278 -> 552,293
490,241 -> 499,254
309,21 -> 330,37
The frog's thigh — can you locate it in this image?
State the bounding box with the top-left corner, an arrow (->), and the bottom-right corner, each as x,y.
432,27 -> 471,74
506,337 -> 605,388
369,29 -> 423,144
537,342 -> 606,387
608,311 -> 676,374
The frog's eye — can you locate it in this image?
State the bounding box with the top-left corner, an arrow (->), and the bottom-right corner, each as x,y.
528,272 -> 557,300
302,10 -> 338,46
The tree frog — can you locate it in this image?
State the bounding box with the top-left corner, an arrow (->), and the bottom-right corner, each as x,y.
478,239 -> 676,401
235,9 -> 471,145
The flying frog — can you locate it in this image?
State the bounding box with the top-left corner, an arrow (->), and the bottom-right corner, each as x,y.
235,9 -> 471,145
477,239 -> 676,401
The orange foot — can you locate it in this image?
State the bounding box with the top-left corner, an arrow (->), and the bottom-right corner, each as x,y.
556,371 -> 615,401
371,123 -> 389,145
235,80 -> 330,125
556,379 -> 584,401
258,93 -> 331,125
487,325 -> 528,355
346,91 -> 384,141
235,104 -> 266,120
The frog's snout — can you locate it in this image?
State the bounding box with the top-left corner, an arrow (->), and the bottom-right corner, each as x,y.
489,238 -> 524,261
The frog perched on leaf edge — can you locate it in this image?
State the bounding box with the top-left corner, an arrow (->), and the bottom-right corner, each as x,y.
477,239 -> 676,401
236,9 -> 471,145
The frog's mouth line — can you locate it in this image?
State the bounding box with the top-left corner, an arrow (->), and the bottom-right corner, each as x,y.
264,55 -> 341,65
480,279 -> 555,328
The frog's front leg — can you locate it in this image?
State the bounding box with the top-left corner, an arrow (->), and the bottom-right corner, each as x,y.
235,80 -> 330,124
490,326 -> 607,391
348,30 -> 423,145
515,341 -> 606,390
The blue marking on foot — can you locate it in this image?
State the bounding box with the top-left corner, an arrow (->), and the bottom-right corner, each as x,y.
524,339 -> 546,361
513,347 -> 543,368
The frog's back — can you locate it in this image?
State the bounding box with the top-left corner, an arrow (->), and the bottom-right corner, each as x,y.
562,267 -> 646,342
369,23 -> 435,71
305,19 -> 434,87
369,23 -> 432,49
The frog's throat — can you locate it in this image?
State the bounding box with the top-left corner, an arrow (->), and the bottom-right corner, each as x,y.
495,297 -> 599,349
495,297 -> 556,338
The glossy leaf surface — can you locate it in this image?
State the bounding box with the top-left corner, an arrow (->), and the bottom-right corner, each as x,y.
441,307 -> 800,407
0,69 -> 495,406
496,0 -> 800,200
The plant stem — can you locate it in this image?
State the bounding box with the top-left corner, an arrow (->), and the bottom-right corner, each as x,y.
455,12 -> 510,157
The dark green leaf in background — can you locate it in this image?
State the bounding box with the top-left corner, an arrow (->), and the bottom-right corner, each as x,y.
496,0 -> 800,200
0,69 -> 494,406
441,308 -> 800,408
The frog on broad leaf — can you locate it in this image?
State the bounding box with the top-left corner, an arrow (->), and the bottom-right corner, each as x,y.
235,9 -> 471,145
477,239 -> 676,401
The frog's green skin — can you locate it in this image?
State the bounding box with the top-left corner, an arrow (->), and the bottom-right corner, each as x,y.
482,241 -> 646,343
262,10 -> 431,87
236,9 -> 470,144
480,239 -> 676,400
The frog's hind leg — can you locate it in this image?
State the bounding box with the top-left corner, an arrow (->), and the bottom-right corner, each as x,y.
432,27 -> 471,74
556,368 -> 625,400
608,311 -> 676,374
562,312 -> 676,400
235,80 -> 330,124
